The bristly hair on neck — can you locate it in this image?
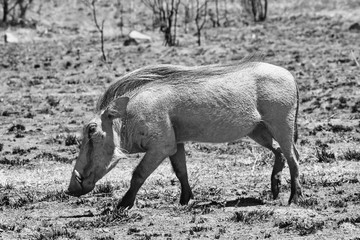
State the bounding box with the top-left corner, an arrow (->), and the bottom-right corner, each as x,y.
96,53 -> 265,112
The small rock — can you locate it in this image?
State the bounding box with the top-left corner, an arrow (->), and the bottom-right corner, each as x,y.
124,38 -> 138,46
349,23 -> 360,32
129,30 -> 152,42
4,32 -> 19,43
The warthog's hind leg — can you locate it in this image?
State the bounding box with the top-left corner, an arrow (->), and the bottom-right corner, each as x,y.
270,147 -> 285,199
265,121 -> 303,204
248,123 -> 285,200
169,143 -> 194,205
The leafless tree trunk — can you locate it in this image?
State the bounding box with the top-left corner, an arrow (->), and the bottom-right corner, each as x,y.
114,0 -> 124,36
195,0 -> 208,46
1,0 -> 26,23
142,0 -> 181,46
242,0 -> 267,22
181,0 -> 192,33
223,0 -> 230,27
2,0 -> 9,22
251,0 -> 267,21
17,0 -> 33,20
214,0 -> 220,27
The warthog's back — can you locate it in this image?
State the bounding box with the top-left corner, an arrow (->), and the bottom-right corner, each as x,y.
123,62 -> 297,144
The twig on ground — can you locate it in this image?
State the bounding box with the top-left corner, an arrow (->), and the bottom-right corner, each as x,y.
350,50 -> 359,67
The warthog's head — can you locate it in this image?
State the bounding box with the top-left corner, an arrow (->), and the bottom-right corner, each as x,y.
66,101 -> 128,196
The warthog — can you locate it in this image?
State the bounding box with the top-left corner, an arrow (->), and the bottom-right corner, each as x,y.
66,58 -> 303,209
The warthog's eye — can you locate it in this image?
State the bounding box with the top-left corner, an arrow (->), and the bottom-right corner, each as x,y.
88,123 -> 97,138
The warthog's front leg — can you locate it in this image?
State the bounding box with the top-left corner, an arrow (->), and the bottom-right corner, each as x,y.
117,150 -> 169,209
169,143 -> 193,205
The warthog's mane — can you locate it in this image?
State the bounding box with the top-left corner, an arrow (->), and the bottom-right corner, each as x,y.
96,54 -> 264,111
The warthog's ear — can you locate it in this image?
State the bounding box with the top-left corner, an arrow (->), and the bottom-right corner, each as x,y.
101,97 -> 129,121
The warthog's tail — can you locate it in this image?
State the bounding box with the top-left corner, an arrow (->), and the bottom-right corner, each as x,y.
294,83 -> 299,144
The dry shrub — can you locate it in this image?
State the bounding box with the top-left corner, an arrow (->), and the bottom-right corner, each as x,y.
0,156 -> 30,166
316,147 -> 335,163
341,149 -> 360,161
65,134 -> 80,146
93,181 -> 114,196
275,217 -> 325,236
231,209 -> 274,224
35,152 -> 73,164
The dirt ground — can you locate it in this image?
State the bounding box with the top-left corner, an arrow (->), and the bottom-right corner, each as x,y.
0,0 -> 360,239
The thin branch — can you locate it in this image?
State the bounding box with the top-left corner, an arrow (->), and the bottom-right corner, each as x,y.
85,0 -> 106,62
195,0 -> 208,45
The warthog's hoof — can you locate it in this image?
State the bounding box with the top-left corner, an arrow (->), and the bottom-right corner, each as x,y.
180,190 -> 194,205
271,174 -> 282,200
117,197 -> 135,210
288,186 -> 303,205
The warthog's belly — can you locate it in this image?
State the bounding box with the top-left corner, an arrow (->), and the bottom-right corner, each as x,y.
172,105 -> 261,143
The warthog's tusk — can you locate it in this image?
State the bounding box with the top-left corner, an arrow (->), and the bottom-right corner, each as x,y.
74,169 -> 83,183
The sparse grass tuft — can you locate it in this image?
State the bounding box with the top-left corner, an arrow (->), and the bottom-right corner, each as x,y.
231,209 -> 274,224
298,196 -> 320,209
190,225 -> 212,233
341,149 -> 360,161
66,204 -> 143,229
65,134 -> 80,146
45,95 -> 60,107
35,152 -> 73,164
92,236 -> 115,240
0,156 -> 30,166
8,124 -> 25,132
93,182 -> 115,196
39,190 -> 70,202
35,226 -> 80,240
337,216 -> 360,226
275,217 -> 325,236
316,147 -> 335,163
329,124 -> 353,133
0,189 -> 72,209
12,146 -> 37,155
0,182 -> 14,190
351,100 -> 360,113
329,199 -> 348,208
97,201 -> 143,225
0,191 -> 35,208
0,223 -> 16,231
192,142 -> 246,155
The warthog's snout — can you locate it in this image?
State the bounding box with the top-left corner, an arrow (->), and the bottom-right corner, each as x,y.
65,170 -> 95,197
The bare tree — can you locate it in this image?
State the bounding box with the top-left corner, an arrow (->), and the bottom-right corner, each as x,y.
241,0 -> 267,22
1,0 -> 33,24
1,0 -> 9,22
142,0 -> 181,46
209,0 -> 220,27
194,0 -> 208,46
82,0 -> 106,62
17,0 -> 32,20
223,0 -> 230,27
181,0 -> 191,33
114,0 -> 124,36
251,0 -> 267,21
